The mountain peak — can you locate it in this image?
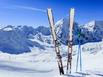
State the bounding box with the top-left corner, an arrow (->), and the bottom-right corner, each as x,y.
2,25 -> 15,31
84,20 -> 96,31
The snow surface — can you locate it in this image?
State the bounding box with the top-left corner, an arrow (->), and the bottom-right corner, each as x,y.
0,19 -> 103,77
0,42 -> 103,77
84,21 -> 95,31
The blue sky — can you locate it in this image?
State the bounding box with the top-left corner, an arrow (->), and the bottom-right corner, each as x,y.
0,0 -> 103,28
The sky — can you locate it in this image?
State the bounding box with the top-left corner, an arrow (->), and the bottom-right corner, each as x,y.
0,0 -> 103,28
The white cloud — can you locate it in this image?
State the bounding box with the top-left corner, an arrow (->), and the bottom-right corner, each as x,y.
14,5 -> 46,13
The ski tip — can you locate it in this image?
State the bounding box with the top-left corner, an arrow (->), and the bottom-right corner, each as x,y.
70,8 -> 75,11
47,8 -> 52,15
70,8 -> 75,14
47,8 -> 52,11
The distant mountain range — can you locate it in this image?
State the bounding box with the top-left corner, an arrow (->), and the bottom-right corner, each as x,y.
56,18 -> 103,45
0,18 -> 103,54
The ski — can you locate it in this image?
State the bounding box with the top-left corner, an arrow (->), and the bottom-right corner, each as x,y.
66,8 -> 75,74
47,8 -> 64,75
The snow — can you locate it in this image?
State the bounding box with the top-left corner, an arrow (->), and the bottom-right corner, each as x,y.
3,27 -> 13,31
55,18 -> 63,26
0,20 -> 103,54
84,21 -> 95,31
55,19 -> 103,45
0,25 -> 51,54
0,41 -> 103,77
0,20 -> 103,77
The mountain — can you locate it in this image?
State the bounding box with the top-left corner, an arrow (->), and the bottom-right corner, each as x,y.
55,19 -> 103,45
0,25 -> 51,54
55,17 -> 79,45
79,20 -> 103,44
0,18 -> 103,54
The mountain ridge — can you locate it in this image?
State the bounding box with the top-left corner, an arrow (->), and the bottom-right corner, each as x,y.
0,19 -> 103,54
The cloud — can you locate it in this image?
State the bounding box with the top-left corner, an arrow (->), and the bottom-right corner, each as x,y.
1,5 -> 46,13
14,5 -> 46,13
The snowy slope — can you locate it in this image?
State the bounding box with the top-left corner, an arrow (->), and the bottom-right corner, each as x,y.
0,41 -> 103,77
0,19 -> 103,77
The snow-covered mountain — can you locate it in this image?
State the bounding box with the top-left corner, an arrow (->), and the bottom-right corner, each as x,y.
56,19 -> 103,45
0,18 -> 103,54
83,20 -> 103,42
0,20 -> 103,77
0,25 -> 51,54
55,17 -> 79,45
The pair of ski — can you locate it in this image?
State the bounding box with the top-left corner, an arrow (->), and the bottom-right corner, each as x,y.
47,8 -> 75,75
